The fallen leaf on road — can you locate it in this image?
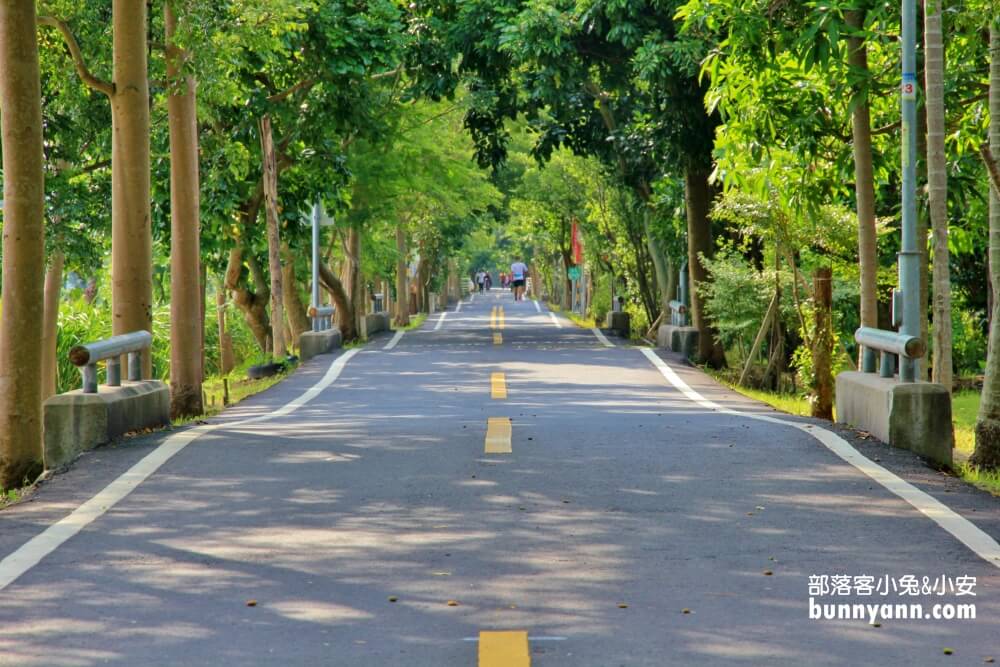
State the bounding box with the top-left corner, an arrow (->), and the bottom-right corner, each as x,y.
617,603 -> 628,608
447,600 -> 459,606
388,596 -> 398,602
681,608 -> 691,614
763,570 -> 773,576
943,648 -> 953,655
246,600 -> 257,607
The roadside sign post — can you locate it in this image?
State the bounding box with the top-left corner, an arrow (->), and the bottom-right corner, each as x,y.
568,265 -> 582,314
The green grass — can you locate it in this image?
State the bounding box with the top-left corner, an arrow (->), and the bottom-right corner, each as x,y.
565,311 -> 597,329
726,383 -> 814,417
952,391 -> 978,455
0,486 -> 23,508
955,462 -> 1000,494
174,366 -> 290,426
392,313 -> 427,332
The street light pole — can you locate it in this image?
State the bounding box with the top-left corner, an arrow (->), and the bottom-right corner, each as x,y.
311,201 -> 321,332
899,0 -> 920,382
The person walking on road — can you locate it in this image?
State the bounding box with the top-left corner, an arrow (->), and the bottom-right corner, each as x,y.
510,258 -> 528,301
475,269 -> 486,294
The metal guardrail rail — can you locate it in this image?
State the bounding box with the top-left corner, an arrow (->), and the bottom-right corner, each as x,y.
855,326 -> 925,379
308,306 -> 335,332
69,330 -> 151,393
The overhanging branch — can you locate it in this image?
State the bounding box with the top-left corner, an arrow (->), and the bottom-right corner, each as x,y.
38,16 -> 114,97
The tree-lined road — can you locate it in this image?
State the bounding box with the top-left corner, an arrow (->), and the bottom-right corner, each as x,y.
1,291 -> 998,665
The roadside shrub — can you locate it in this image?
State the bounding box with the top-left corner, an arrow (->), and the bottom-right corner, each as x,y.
949,295 -> 987,377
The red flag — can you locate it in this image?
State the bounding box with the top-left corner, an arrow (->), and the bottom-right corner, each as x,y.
571,220 -> 583,265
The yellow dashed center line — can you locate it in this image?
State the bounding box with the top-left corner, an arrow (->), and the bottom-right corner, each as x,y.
490,306 -> 506,331
485,417 -> 512,454
479,631 -> 530,667
491,372 -> 507,399
493,332 -> 503,345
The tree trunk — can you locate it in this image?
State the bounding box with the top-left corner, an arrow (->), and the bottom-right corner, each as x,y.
42,251 -> 64,400
336,227 -> 360,340
417,254 -> 429,313
0,0 -> 46,488
643,208 -> 672,319
925,0 -> 952,391
812,267 -> 834,420
200,262 -> 207,382
258,115 -> 286,359
111,0 -> 153,377
685,165 -> 726,368
395,223 -> 410,327
224,246 -> 270,352
216,278 -> 235,375
973,24 -> 1000,469
319,262 -> 355,335
166,4 -> 203,418
917,92 -> 930,381
281,243 -> 310,350
846,8 -> 880,334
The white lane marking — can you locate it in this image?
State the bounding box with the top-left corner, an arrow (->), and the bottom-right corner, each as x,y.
457,301 -> 463,313
383,330 -> 404,350
0,349 -> 362,592
533,300 -> 541,313
638,347 -> 1000,568
434,312 -> 448,331
591,328 -> 613,347
549,313 -> 562,329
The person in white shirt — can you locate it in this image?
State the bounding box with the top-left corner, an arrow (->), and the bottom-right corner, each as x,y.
475,270 -> 486,293
509,260 -> 528,301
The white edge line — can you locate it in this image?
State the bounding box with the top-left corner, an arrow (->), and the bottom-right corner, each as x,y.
434,311 -> 448,331
638,347 -> 1000,568
456,300 -> 463,312
591,327 -> 613,348
383,330 -> 405,350
0,348 -> 362,592
533,299 -> 541,313
549,312 -> 562,329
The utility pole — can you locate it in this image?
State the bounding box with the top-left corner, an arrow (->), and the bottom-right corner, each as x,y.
898,0 -> 920,382
311,201 -> 321,332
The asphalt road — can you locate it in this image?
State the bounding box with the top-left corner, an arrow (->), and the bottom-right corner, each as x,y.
1,289 -> 999,666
